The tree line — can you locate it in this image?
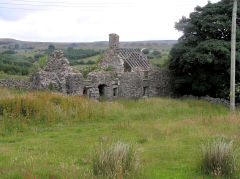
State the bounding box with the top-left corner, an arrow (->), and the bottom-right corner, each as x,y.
169,0 -> 240,101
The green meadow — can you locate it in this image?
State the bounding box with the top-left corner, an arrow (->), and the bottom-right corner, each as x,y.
0,87 -> 239,178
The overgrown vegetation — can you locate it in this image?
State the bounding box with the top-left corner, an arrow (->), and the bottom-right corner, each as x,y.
169,0 -> 240,100
0,53 -> 32,75
200,138 -> 238,177
79,53 -> 111,79
38,55 -> 48,69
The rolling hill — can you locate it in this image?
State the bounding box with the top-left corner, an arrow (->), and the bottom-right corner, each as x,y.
0,38 -> 176,52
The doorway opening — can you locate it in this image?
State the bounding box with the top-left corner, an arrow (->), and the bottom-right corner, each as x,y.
98,84 -> 107,97
83,87 -> 87,96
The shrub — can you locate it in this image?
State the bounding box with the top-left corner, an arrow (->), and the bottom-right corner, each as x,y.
200,138 -> 238,177
82,66 -> 100,79
152,50 -> 161,57
48,82 -> 53,91
48,44 -> 55,50
38,55 -> 48,68
86,60 -> 95,65
92,141 -> 139,178
2,50 -> 16,54
104,67 -> 113,71
142,49 -> 149,54
96,53 -> 104,64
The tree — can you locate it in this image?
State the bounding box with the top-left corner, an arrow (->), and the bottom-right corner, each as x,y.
152,50 -> 161,55
169,0 -> 240,100
48,44 -> 55,50
14,44 -> 19,49
142,49 -> 149,54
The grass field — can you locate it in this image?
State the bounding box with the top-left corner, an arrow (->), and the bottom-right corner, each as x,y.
0,87 -> 239,178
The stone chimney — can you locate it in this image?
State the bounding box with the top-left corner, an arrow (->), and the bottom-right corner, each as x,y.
109,33 -> 119,49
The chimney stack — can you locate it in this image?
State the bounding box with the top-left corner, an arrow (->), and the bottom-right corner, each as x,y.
109,33 -> 119,49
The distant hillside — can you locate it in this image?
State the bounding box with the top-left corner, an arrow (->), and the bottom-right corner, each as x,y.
0,38 -> 176,52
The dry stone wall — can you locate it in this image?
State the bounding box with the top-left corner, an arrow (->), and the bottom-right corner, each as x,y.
118,72 -> 143,98
98,49 -> 124,73
30,50 -> 82,93
0,79 -> 32,90
148,68 -> 173,97
85,71 -> 117,100
66,73 -> 84,95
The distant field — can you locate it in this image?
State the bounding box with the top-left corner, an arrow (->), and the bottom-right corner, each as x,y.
73,55 -> 99,71
0,87 -> 239,178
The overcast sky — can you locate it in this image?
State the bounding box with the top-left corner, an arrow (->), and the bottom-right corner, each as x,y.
0,0 -> 221,42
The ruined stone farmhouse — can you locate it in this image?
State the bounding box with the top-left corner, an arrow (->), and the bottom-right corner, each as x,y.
0,34 -> 172,100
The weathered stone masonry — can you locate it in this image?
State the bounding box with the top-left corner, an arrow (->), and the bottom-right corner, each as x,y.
0,34 -> 173,100
0,79 -> 32,90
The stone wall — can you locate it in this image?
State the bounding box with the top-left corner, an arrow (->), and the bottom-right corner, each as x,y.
85,71 -> 117,100
98,49 -> 125,73
66,73 -> 84,95
181,95 -> 231,106
118,72 -> 144,98
148,68 -> 173,97
30,50 -> 82,94
0,79 -> 32,90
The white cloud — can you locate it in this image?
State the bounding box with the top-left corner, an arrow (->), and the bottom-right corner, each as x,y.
0,0 -> 221,42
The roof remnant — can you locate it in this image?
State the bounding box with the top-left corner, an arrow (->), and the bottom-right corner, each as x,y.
117,48 -> 151,71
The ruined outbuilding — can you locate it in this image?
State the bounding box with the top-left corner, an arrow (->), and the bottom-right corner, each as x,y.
29,33 -> 172,100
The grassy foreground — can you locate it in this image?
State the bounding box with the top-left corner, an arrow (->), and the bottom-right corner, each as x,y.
0,87 -> 239,178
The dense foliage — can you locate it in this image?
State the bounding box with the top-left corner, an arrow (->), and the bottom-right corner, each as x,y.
0,52 -> 32,75
169,0 -> 240,99
63,47 -> 100,65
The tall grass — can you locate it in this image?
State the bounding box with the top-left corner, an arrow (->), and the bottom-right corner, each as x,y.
0,87 -> 237,178
0,87 -> 229,135
0,89 -> 105,134
92,141 -> 139,178
200,138 -> 238,177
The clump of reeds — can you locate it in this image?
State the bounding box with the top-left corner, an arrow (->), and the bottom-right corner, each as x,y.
200,138 -> 238,177
92,141 -> 139,178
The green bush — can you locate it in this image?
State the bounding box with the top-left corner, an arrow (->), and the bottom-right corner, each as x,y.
82,66 -> 99,79
200,138 -> 238,177
152,50 -> 161,56
92,141 -> 139,178
38,55 -> 48,68
96,53 -> 104,64
104,67 -> 113,71
2,50 -> 16,54
142,49 -> 149,54
48,44 -> 55,50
